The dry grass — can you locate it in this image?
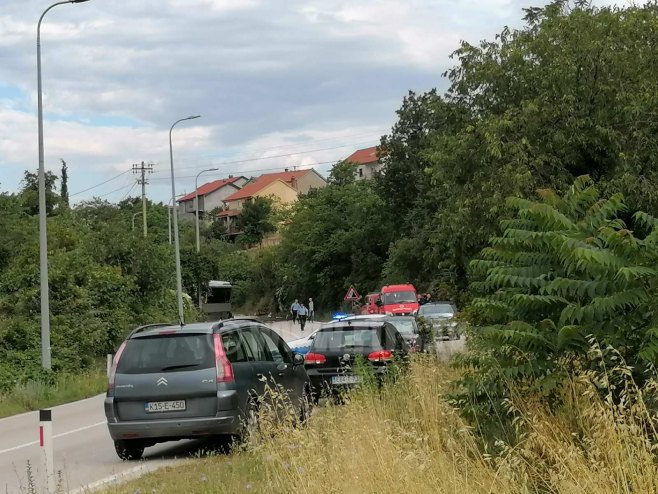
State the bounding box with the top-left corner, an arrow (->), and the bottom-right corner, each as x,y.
104,357 -> 658,494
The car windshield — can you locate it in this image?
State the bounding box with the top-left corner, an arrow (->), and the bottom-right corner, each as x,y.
117,334 -> 214,374
387,319 -> 415,335
381,291 -> 417,304
312,326 -> 397,351
419,304 -> 455,316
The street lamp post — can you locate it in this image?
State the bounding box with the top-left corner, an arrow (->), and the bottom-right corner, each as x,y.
131,212 -> 141,231
37,0 -> 91,370
168,198 -> 173,245
195,168 -> 219,253
169,115 -> 200,325
194,168 -> 218,308
167,194 -> 184,245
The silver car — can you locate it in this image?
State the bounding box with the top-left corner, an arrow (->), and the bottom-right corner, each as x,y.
105,319 -> 311,460
417,302 -> 459,340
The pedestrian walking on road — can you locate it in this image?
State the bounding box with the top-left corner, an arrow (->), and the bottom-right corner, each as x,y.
291,299 -> 301,324
308,298 -> 314,322
298,303 -> 308,331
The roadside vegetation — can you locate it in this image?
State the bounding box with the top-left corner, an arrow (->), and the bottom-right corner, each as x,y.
0,367 -> 106,418
104,357 -> 658,494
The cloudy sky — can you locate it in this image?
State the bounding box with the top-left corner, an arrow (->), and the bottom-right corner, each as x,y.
0,0 -> 620,204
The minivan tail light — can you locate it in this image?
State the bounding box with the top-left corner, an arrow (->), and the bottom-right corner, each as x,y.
304,352 -> 326,365
213,334 -> 235,383
368,350 -> 393,362
108,340 -> 128,391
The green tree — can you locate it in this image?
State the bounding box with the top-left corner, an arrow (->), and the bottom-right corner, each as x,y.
328,160 -> 357,186
278,180 -> 393,309
237,197 -> 276,246
60,159 -> 69,208
454,177 -> 658,439
20,170 -> 59,216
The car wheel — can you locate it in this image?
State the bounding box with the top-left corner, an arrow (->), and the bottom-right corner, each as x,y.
114,439 -> 145,461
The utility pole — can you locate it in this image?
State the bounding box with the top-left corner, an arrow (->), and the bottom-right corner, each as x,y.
132,161 -> 153,238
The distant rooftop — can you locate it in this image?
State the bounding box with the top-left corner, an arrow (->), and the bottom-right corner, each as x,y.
345,146 -> 379,165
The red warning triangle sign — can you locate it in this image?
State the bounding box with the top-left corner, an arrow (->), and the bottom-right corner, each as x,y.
344,285 -> 361,301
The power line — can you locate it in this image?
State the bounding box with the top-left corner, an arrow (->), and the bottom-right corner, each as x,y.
176,130 -> 387,162
118,182 -> 138,202
67,135 -> 379,200
148,160 -> 340,182
150,139 -> 378,176
69,169 -> 131,197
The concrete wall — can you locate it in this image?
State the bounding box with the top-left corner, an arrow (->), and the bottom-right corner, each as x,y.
255,180 -> 299,205
355,162 -> 383,181
296,170 -> 327,193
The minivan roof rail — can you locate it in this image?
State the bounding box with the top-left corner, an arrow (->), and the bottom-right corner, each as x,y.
129,323 -> 174,338
212,317 -> 263,330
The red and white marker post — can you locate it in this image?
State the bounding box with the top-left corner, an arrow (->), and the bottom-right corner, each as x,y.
39,409 -> 55,493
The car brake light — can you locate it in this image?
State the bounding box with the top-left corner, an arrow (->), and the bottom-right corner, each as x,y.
304,352 -> 326,365
108,340 -> 128,391
368,350 -> 393,362
213,334 -> 235,383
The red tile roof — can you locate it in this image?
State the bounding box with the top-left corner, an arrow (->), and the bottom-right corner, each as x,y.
217,209 -> 240,217
346,146 -> 379,165
178,176 -> 242,203
224,169 -> 311,202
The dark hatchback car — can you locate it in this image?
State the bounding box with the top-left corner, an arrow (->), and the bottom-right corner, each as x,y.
304,320 -> 408,401
105,318 -> 311,460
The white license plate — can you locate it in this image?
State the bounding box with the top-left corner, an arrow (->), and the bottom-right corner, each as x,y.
145,400 -> 186,413
331,375 -> 361,385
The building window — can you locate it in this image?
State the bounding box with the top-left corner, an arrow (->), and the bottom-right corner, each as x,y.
359,168 -> 364,178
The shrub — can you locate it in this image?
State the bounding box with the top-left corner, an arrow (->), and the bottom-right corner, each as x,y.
453,176 -> 658,440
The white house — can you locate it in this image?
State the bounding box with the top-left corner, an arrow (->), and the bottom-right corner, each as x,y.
177,176 -> 248,221
345,146 -> 384,180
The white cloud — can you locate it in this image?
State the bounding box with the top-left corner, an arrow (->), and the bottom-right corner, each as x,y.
0,0 -> 629,201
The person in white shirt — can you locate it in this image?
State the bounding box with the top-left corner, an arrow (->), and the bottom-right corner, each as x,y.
290,300 -> 301,324
308,298 -> 315,322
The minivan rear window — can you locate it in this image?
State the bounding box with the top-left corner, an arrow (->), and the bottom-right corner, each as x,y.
117,334 -> 215,374
312,326 -> 397,352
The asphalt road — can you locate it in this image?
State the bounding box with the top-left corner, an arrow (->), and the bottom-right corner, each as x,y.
0,320 -> 320,494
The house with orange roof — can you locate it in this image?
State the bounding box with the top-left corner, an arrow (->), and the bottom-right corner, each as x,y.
218,168 -> 327,235
177,175 -> 248,221
345,146 -> 383,180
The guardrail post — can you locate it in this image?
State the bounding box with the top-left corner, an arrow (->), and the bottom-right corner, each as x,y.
39,409 -> 54,494
107,354 -> 113,377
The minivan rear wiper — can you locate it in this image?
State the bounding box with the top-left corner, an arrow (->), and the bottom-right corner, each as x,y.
160,363 -> 201,371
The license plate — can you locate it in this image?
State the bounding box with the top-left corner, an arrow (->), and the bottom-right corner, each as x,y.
145,400 -> 186,413
331,375 -> 361,385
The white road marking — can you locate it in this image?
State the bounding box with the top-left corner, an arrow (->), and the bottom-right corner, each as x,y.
0,420 -> 107,456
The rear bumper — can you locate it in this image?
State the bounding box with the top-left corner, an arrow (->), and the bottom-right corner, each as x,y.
305,367 -> 387,395
105,410 -> 241,440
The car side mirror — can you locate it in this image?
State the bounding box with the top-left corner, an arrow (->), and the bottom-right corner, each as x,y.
293,353 -> 304,366
375,299 -> 382,307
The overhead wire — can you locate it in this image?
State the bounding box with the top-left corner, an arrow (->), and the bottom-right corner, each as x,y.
118,181 -> 138,201
69,169 -> 131,197
148,160 -> 340,182
68,134 -> 381,200
149,139 -> 379,175
175,130 -> 387,162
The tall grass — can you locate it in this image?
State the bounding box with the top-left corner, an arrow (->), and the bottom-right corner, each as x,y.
0,369 -> 107,418
104,357 -> 658,493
